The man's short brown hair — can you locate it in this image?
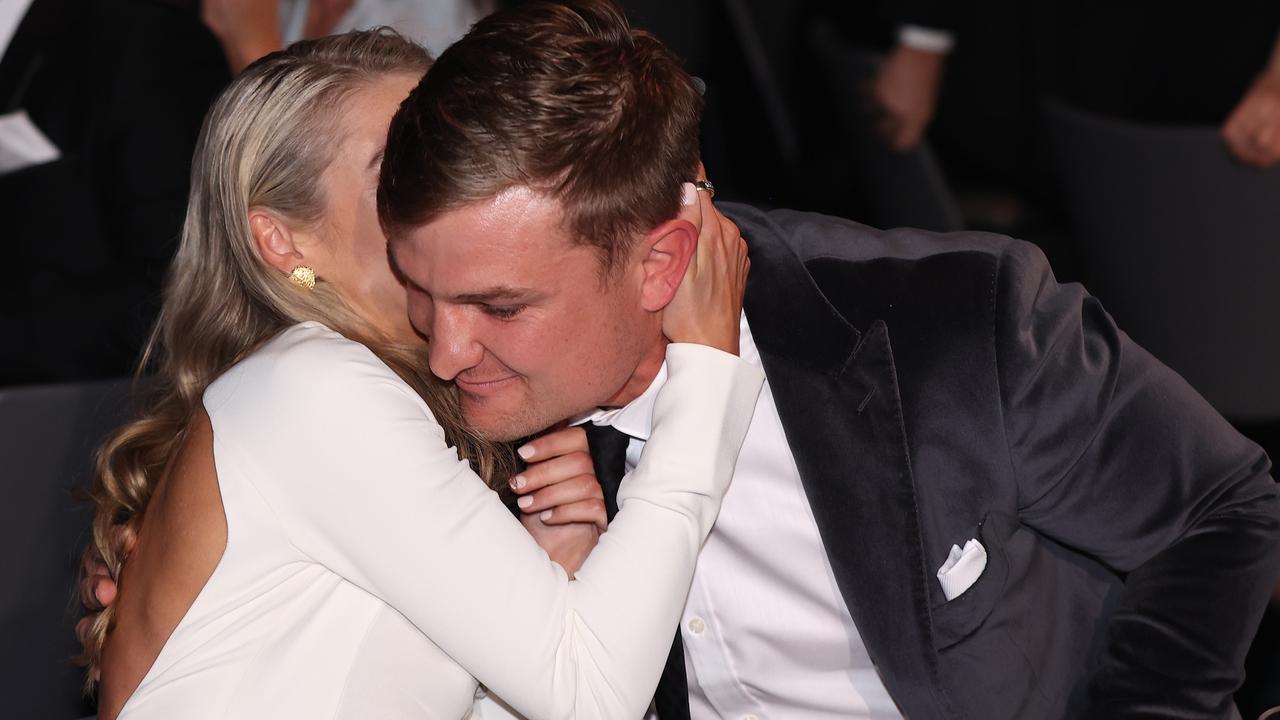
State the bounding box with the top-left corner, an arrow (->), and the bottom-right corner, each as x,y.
377,0 -> 704,273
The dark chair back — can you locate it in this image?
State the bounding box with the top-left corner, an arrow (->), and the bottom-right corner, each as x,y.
1045,100 -> 1280,422
0,378 -> 135,719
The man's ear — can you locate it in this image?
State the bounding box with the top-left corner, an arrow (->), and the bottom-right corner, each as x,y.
249,208 -> 306,277
638,218 -> 697,312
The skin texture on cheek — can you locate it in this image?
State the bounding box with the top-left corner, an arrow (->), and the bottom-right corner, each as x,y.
459,284 -> 656,442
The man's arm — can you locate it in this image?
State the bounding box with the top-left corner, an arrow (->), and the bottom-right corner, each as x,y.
200,0 -> 354,74
872,0 -> 957,151
993,240 -> 1280,715
0,2 -> 229,384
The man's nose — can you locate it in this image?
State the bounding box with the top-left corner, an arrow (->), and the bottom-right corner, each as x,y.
428,306 -> 484,380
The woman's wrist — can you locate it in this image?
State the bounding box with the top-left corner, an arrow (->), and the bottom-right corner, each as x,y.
665,313 -> 742,356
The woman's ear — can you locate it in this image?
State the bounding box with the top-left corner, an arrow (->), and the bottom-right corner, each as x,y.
248,209 -> 305,276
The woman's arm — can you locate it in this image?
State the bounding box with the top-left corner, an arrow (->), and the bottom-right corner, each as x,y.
209,332 -> 762,719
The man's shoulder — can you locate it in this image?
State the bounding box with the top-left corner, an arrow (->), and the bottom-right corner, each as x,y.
725,203 -> 1061,350
721,201 -> 1022,268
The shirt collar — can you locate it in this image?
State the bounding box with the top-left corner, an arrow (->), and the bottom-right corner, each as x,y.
570,361 -> 667,441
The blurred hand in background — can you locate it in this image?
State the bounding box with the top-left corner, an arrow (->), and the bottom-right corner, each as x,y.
202,0 -> 354,73
1218,35 -> 1280,167
1222,61 -> 1280,168
871,43 -> 947,152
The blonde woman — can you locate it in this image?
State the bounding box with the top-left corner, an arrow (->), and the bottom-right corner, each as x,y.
81,31 -> 759,719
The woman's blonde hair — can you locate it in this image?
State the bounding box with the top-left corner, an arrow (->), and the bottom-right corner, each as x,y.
77,29 -> 514,685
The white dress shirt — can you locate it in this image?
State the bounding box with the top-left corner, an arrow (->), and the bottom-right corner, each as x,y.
577,315 -> 904,720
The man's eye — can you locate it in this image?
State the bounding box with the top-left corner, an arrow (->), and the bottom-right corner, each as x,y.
482,304 -> 525,320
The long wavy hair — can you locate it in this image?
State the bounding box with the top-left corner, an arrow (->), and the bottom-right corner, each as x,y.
77,29 -> 515,686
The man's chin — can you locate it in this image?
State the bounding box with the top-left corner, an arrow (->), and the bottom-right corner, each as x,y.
461,399 -> 551,443
473,423 -> 532,443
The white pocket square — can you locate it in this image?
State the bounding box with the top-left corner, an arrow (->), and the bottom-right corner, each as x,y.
936,538 -> 987,601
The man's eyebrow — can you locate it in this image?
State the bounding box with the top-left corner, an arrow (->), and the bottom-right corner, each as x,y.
450,286 -> 538,304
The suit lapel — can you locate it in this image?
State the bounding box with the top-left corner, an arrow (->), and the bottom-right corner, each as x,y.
741,220 -> 954,718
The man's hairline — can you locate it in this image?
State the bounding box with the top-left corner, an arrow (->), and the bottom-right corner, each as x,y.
384,186 -> 658,289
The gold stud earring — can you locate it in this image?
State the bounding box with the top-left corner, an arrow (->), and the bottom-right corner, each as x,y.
290,266 -> 316,290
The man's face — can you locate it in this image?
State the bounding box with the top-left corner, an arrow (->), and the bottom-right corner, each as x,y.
392,187 -> 661,441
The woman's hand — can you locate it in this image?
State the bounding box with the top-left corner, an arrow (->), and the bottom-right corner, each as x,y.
511,427 -> 606,577
662,173 -> 750,355
75,525 -> 136,679
75,547 -> 114,680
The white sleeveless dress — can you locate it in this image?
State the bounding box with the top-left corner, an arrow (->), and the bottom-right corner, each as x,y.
116,322 -> 762,719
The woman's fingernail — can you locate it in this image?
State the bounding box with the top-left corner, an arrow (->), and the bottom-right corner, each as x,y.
518,495 -> 533,508
681,182 -> 697,206
540,509 -> 554,521
517,444 -> 535,460
510,475 -> 527,491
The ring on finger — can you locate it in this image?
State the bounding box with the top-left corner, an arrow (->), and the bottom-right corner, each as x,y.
693,180 -> 715,197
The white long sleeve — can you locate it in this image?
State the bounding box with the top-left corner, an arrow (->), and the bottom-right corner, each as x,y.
202,322 -> 763,719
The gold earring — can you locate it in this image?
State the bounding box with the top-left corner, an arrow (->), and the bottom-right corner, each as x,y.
290,266 -> 316,290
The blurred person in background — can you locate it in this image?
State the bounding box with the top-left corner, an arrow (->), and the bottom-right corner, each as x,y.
623,0 -> 958,153
602,0 -> 959,222
819,0 -> 956,152
201,0 -> 490,73
0,0 -> 228,386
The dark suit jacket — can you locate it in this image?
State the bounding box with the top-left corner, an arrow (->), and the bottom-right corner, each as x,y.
0,0 -> 227,385
721,202 -> 1280,718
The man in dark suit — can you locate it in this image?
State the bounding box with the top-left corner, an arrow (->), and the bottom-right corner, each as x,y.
0,0 -> 227,386
607,0 -> 956,204
379,1 -> 1280,717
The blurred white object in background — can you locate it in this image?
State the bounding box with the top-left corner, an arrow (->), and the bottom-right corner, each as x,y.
280,0 -> 492,58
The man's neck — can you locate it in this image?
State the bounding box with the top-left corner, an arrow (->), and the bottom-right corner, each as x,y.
598,336 -> 669,409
